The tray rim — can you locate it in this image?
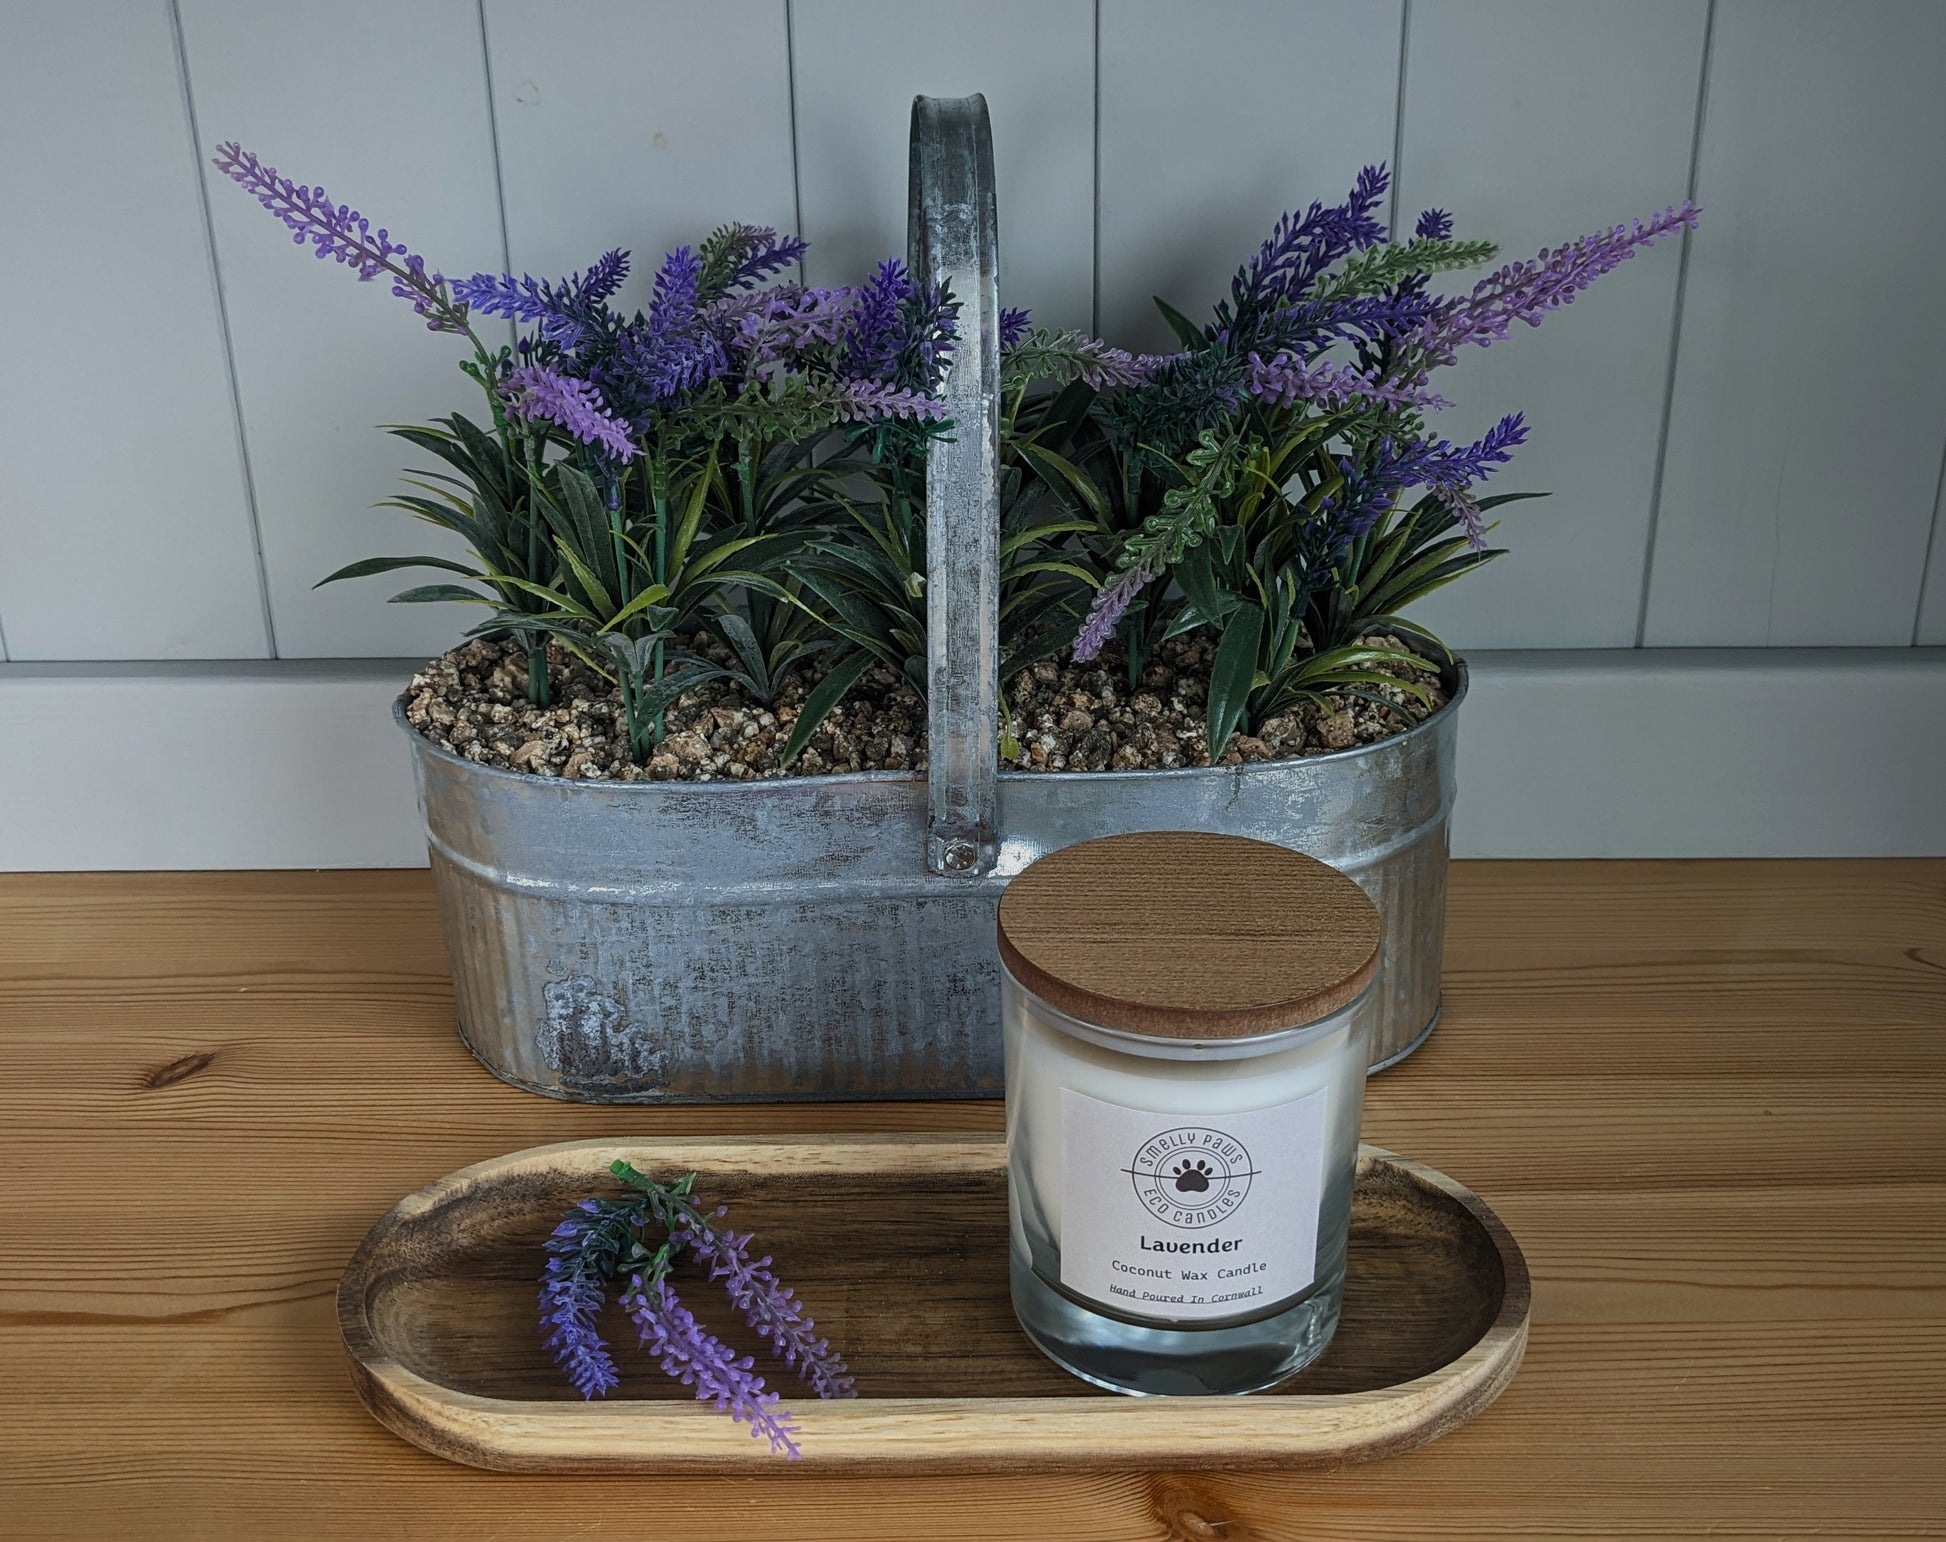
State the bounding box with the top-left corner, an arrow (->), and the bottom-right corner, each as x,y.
338,1134 -> 1530,1474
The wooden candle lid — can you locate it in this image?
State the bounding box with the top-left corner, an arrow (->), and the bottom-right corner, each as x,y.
996,831 -> 1382,1039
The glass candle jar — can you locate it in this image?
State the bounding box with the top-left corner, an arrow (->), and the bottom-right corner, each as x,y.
998,831 -> 1381,1396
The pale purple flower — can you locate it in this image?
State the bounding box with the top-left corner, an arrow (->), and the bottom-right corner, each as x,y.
211,142 -> 464,332
622,1274 -> 801,1459
502,364 -> 637,460
1072,564 -> 1155,661
675,1208 -> 855,1400
1415,202 -> 1700,366
1246,350 -> 1451,412
821,379 -> 950,423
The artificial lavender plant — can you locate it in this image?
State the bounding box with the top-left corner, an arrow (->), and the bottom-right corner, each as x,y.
539,1161 -> 855,1459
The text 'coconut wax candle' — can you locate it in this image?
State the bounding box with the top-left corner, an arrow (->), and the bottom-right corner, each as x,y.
999,831 -> 1382,1396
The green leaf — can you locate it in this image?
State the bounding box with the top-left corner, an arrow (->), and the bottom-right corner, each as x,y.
1016,442 -> 1110,523
316,555 -> 480,588
388,583 -> 495,605
632,664 -> 733,719
1205,602 -> 1264,762
709,611 -> 769,687
1151,296 -> 1206,349
780,651 -> 876,769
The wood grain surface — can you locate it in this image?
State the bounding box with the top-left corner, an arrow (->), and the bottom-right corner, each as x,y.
1,860 -> 1942,1537
997,832 -> 1382,1035
340,1137 -> 1526,1473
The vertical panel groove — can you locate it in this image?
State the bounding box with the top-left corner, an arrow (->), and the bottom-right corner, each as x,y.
1634,0 -> 1716,650
1091,0 -> 1102,338
1388,0 -> 1411,235
1914,431 -> 1946,644
475,0 -> 515,292
168,0 -> 277,658
785,0 -> 806,277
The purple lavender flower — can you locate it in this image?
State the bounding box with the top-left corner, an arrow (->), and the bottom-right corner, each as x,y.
820,379 -> 951,423
502,364 -> 638,460
537,1197 -> 633,1400
1414,208 -> 1454,241
539,1256 -> 621,1399
211,143 -> 465,333
1321,414 -> 1529,546
999,306 -> 1033,351
699,223 -> 809,295
1072,564 -> 1156,662
454,249 -> 630,349
622,1274 -> 802,1459
841,259 -> 958,393
1226,165 -> 1391,326
1246,350 -> 1451,412
674,1207 -> 855,1400
1414,202 -> 1700,367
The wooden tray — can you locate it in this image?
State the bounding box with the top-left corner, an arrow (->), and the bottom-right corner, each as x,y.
339,1135 -> 1529,1473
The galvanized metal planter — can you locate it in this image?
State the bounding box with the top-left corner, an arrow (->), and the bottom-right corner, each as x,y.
398,94 -> 1466,1103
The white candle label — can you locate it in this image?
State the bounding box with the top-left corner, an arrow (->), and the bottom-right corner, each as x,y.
1057,1085 -> 1328,1322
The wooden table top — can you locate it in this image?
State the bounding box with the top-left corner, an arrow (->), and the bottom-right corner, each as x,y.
2,860 -> 1942,1539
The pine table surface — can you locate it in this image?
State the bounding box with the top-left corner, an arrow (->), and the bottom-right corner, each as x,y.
1,860 -> 1941,1540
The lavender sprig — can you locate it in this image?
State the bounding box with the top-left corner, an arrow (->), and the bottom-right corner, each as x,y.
502,365 -> 638,460
1414,202 -> 1700,367
673,1207 -> 856,1400
1246,350 -> 1451,412
622,1274 -> 802,1459
210,143 -> 469,335
538,1196 -> 642,1399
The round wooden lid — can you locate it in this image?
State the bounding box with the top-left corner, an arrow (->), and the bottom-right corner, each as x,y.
997,831 -> 1382,1039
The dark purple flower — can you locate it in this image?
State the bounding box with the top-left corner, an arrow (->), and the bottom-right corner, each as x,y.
699,223 -> 809,295
454,249 -> 630,350
999,306 -> 1033,351
1321,413 -> 1528,547
1226,165 -> 1391,327
674,1208 -> 855,1401
622,1274 -> 801,1459
1246,350 -> 1450,412
211,142 -> 465,333
1415,202 -> 1699,367
1414,208 -> 1454,241
841,259 -> 958,394
502,364 -> 637,460
1072,565 -> 1155,662
539,1256 -> 621,1399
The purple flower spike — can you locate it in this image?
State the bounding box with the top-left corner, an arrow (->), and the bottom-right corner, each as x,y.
1417,202 -> 1700,366
623,1275 -> 802,1459
211,143 -> 464,333
503,364 -> 638,460
1414,208 -> 1454,241
823,379 -> 951,424
539,1255 -> 622,1399
1073,565 -> 1155,662
675,1208 -> 856,1401
999,307 -> 1033,351
1246,350 -> 1451,412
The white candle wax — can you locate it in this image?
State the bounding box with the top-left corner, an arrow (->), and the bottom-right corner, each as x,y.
1005,978 -> 1367,1325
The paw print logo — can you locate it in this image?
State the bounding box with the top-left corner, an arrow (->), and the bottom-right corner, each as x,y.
1170,1157 -> 1213,1193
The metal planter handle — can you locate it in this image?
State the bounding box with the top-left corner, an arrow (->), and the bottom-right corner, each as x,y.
909,94 -> 1001,879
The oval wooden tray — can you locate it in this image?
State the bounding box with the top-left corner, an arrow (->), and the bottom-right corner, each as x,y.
339,1135 -> 1529,1473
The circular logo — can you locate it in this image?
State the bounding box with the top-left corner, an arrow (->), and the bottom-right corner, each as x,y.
1125,1127 -> 1258,1228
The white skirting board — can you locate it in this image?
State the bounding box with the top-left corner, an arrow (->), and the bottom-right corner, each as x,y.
0,650 -> 1941,870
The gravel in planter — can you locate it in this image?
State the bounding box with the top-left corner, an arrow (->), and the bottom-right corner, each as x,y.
403,634 -> 1447,783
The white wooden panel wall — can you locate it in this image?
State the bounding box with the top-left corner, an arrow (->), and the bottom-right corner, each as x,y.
1395,0 -> 1708,650
1096,0 -> 1404,353
792,0 -> 1095,334
4,0 -> 1946,663
483,1 -> 798,323
1644,0 -> 1946,646
179,0 -> 506,659
0,0 -> 266,659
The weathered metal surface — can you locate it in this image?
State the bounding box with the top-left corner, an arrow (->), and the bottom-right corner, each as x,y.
911,95 -> 1002,879
399,93 -> 1466,1103
399,664 -> 1463,1102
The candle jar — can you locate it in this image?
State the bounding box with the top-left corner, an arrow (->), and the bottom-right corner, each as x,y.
999,831 -> 1381,1396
